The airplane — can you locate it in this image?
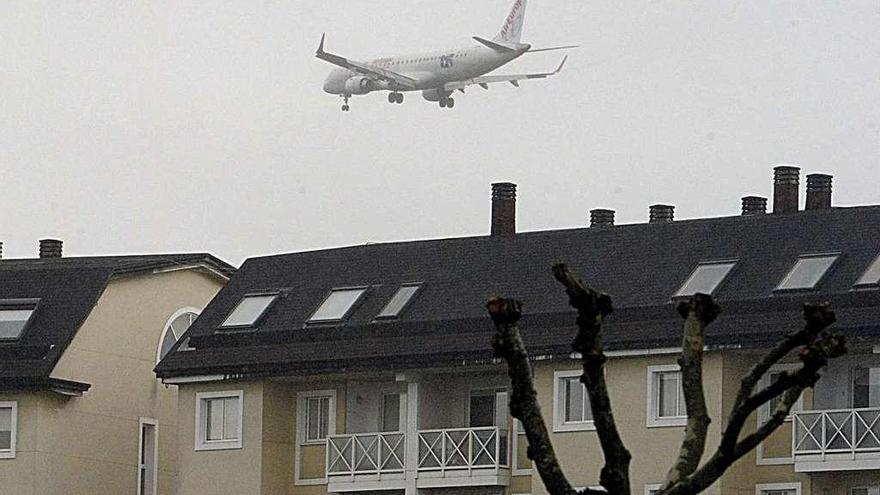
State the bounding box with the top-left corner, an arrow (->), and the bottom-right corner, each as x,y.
316,0 -> 576,111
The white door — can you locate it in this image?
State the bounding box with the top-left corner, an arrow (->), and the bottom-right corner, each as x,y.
138,419 -> 157,495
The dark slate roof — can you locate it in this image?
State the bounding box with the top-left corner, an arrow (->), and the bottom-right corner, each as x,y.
0,254 -> 234,391
155,207 -> 880,379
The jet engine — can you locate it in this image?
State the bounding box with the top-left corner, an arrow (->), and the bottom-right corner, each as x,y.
421,89 -> 452,102
344,76 -> 377,95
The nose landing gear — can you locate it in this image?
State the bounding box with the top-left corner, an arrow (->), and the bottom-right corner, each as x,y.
439,97 -> 455,109
341,94 -> 351,112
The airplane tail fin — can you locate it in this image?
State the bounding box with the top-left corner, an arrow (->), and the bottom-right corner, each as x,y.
493,0 -> 527,44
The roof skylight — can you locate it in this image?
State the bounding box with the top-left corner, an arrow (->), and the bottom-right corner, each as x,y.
377,284 -> 422,318
0,301 -> 37,340
309,288 -> 367,322
855,254 -> 880,287
776,254 -> 839,291
220,294 -> 278,328
674,261 -> 737,298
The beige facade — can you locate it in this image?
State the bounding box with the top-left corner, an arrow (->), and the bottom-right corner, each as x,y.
170,348 -> 878,495
0,269 -> 225,495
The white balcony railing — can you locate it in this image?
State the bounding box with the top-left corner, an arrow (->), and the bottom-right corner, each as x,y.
327,432 -> 406,477
793,407 -> 880,455
417,427 -> 509,472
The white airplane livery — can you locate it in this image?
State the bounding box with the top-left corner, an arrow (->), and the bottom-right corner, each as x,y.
317,0 -> 576,111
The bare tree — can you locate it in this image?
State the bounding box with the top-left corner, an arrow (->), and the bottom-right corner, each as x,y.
487,264 -> 846,495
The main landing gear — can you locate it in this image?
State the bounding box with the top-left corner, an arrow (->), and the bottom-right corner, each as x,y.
341,94 -> 351,112
387,92 -> 404,104
439,97 -> 455,109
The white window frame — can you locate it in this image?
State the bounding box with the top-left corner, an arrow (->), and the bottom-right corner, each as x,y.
156,306 -> 201,364
511,418 -> 533,476
755,482 -> 801,495
851,486 -> 880,495
775,253 -> 840,292
194,390 -> 243,451
645,483 -> 663,495
553,370 -> 596,432
673,260 -> 738,298
755,364 -> 802,465
295,389 -> 337,486
137,417 -> 158,495
0,401 -> 17,459
647,364 -> 687,428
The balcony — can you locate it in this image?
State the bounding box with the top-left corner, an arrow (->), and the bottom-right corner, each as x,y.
793,407 -> 880,472
327,427 -> 510,492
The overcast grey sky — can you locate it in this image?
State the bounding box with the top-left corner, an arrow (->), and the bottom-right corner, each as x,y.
2,1 -> 878,266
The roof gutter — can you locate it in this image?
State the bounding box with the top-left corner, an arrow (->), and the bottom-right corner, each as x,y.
0,377 -> 91,396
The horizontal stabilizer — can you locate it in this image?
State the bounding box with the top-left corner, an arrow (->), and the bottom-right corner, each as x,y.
527,44 -> 580,53
473,36 -> 518,52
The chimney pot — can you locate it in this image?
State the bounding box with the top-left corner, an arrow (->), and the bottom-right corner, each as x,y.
39,239 -> 63,258
773,165 -> 800,214
490,182 -> 517,236
741,196 -> 768,216
805,173 -> 833,211
590,209 -> 615,228
649,204 -> 675,223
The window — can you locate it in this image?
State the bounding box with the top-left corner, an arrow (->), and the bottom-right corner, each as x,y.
647,365 -> 687,427
645,484 -> 663,495
775,254 -> 839,291
852,487 -> 880,495
309,288 -> 367,322
0,300 -> 37,340
758,364 -> 803,423
220,294 -> 278,328
297,390 -> 336,445
855,254 -> 880,287
0,402 -> 17,459
853,367 -> 880,408
756,482 -> 801,495
380,393 -> 401,432
195,391 -> 243,450
553,370 -> 594,431
137,418 -> 158,495
468,389 -> 508,429
376,284 -> 421,318
157,308 -> 199,363
674,261 -> 737,297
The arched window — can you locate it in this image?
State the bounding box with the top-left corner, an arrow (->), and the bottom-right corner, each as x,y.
157,308 -> 200,364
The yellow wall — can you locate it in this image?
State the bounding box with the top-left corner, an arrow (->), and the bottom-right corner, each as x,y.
0,268 -> 224,495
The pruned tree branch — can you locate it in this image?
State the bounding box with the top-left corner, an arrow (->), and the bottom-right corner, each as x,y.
662,294 -> 720,489
663,303 -> 846,495
552,264 -> 631,495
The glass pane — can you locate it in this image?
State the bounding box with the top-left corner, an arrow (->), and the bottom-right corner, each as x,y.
206,399 -> 224,441
469,392 -> 496,427
675,262 -> 737,297
777,255 -> 838,290
318,398 -> 329,439
564,378 -> 584,422
310,289 -> 366,321
853,368 -> 880,408
0,309 -> 34,339
223,397 -> 240,440
220,295 -> 277,327
0,407 -> 10,450
381,394 -> 401,432
658,372 -> 681,418
377,285 -> 421,318
856,255 -> 880,286
158,330 -> 177,362
307,397 -> 329,441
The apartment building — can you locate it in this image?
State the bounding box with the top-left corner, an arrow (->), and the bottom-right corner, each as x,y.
155,167 -> 880,495
0,241 -> 233,495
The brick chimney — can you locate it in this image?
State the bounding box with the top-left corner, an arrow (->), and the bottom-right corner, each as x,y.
0,242 -> 3,259
741,196 -> 768,216
39,239 -> 63,258
649,204 -> 675,223
805,174 -> 833,211
590,209 -> 615,228
773,165 -> 800,214
490,183 -> 517,236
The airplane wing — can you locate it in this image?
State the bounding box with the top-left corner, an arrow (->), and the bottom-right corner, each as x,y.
443,56 -> 567,92
316,34 -> 418,90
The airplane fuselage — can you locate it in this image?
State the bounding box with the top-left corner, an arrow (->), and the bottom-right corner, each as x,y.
322,44 -> 527,96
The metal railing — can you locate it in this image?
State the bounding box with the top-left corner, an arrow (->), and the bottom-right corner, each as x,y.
327,432 -> 406,476
793,407 -> 880,455
417,426 -> 509,472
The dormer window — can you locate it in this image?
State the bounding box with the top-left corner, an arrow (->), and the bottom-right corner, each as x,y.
376,284 -> 422,319
308,287 -> 367,323
855,254 -> 880,288
775,254 -> 839,291
219,294 -> 278,329
0,300 -> 38,340
674,261 -> 737,298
